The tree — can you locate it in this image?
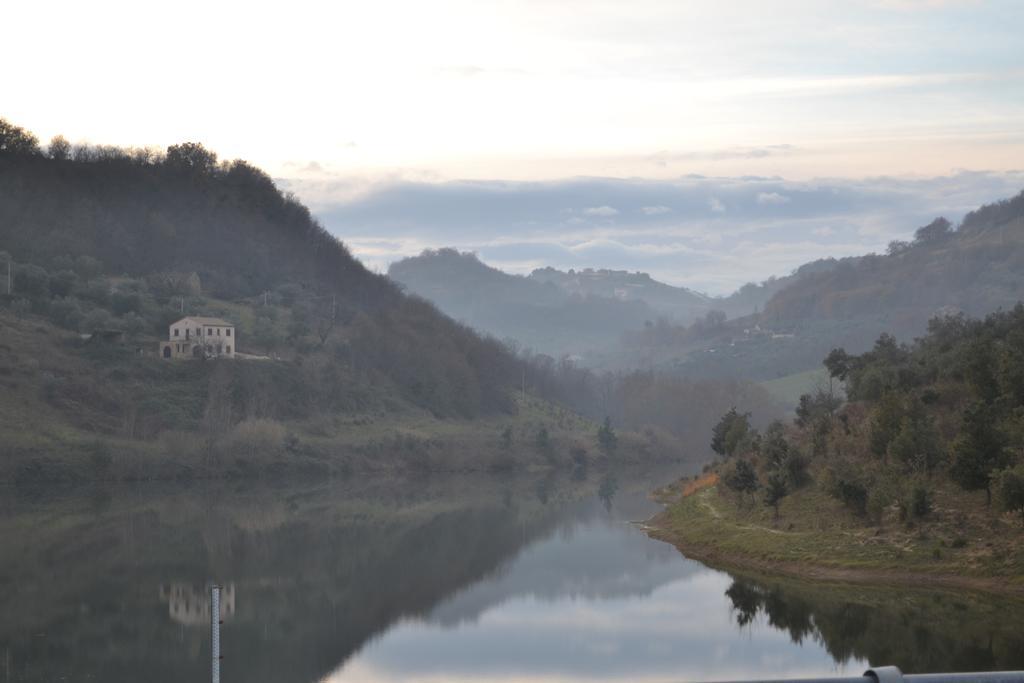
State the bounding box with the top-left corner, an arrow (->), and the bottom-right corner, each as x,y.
914,217 -> 952,244
534,426 -> 553,459
950,401 -> 1008,504
48,135 -> 71,160
993,464 -> 1024,524
165,142 -> 218,174
888,408 -> 943,474
824,348 -> 852,382
869,392 -> 903,459
723,458 -> 759,505
704,309 -> 727,329
0,119 -> 40,156
287,307 -> 311,341
48,270 -> 78,298
764,471 -> 788,519
597,416 -> 618,456
761,421 -> 789,470
13,264 -> 49,300
712,408 -> 751,457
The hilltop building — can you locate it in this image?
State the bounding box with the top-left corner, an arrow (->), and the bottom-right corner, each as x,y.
160,316 -> 236,359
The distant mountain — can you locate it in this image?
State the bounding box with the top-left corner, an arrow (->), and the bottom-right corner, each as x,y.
527,267 -> 711,320
764,195 -> 1024,329
616,190 -> 1024,384
388,249 -> 833,360
388,249 -> 661,356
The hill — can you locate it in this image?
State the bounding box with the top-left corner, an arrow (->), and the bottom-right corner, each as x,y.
1,119 -> 689,479
614,192 -> 1024,383
527,266 -> 710,320
388,250 -> 823,361
388,249 -> 661,356
651,305 -> 1024,586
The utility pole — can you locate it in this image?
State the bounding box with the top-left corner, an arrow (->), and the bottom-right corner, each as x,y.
5,257 -> 11,296
211,585 -> 222,683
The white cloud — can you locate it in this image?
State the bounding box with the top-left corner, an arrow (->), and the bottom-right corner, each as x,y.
757,192 -> 791,205
708,198 -> 726,213
641,205 -> 672,216
306,170 -> 1024,294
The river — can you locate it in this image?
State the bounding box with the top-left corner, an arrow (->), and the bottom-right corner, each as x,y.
2,467 -> 1022,682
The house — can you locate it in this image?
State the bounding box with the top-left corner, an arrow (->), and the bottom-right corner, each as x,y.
160,316 -> 236,359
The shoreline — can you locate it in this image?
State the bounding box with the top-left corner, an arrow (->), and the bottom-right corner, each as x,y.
643,489 -> 1024,597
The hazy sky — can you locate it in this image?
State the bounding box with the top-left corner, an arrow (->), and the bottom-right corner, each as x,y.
6,0 -> 1024,292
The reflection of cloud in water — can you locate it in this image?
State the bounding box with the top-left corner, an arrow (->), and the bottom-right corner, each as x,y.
322,497 -> 867,683
427,505 -> 700,628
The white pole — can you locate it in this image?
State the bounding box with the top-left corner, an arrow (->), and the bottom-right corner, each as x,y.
211,585 -> 221,683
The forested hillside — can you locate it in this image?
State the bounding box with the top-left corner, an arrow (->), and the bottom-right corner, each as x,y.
0,120 -> 521,419
766,205 -> 1024,327
1,119 -> 602,479
616,194 -> 1024,384
660,306 -> 1024,582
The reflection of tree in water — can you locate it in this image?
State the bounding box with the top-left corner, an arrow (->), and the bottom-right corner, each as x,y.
0,473 -> 617,683
598,472 -> 618,513
723,576 -> 1024,671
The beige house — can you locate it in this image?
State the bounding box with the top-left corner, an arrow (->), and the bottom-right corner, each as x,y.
160,316 -> 236,359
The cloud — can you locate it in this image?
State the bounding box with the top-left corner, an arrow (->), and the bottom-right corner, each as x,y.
757,192 -> 791,205
293,171 -> 1024,294
649,145 -> 798,167
641,205 -> 672,216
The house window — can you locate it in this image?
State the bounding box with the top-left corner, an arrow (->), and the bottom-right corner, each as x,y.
217,328 -> 221,336
173,328 -> 179,337
208,328 -> 213,334
226,329 -> 231,337
226,345 -> 231,354
196,328 -> 201,336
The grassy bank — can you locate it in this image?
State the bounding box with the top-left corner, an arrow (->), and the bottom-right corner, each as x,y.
647,476 -> 1024,593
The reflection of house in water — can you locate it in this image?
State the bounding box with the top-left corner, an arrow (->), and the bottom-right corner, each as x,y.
158,582 -> 236,626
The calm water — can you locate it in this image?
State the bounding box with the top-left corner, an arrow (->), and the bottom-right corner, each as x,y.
2,468 -> 1022,683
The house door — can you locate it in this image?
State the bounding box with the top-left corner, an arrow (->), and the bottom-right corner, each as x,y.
163,346 -> 171,358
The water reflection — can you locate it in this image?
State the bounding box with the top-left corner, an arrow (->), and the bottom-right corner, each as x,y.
0,470 -> 1022,683
159,582 -> 236,626
722,575 -> 1024,673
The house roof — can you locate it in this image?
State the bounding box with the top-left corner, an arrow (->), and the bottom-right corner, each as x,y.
174,316 -> 233,327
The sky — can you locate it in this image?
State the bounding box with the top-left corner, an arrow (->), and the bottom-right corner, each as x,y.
5,0 -> 1024,293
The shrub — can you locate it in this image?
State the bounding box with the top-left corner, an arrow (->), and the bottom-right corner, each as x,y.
911,486 -> 932,518
226,419 -> 286,459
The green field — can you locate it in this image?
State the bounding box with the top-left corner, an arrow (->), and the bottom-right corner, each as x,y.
758,367 -> 833,409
